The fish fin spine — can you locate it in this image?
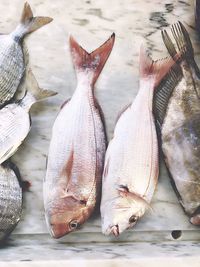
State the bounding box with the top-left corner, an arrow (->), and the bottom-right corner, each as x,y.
69,33 -> 115,86
162,21 -> 194,63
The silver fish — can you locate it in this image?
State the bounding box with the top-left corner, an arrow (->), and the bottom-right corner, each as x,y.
0,2 -> 52,106
44,34 -> 115,238
0,68 -> 56,164
156,21 -> 200,225
0,162 -> 22,242
100,46 -> 174,236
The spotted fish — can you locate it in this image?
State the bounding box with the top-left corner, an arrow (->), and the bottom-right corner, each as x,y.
154,21 -> 200,225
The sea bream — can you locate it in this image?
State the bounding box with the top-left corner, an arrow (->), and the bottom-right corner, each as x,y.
44,34 -> 115,238
100,46 -> 175,236
0,2 -> 52,106
0,162 -> 22,242
156,21 -> 200,225
0,68 -> 56,164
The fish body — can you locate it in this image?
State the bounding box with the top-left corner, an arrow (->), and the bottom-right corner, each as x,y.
159,22 -> 200,225
44,34 -> 115,238
0,2 -> 52,106
0,163 -> 22,242
100,48 -> 173,236
0,69 -> 56,164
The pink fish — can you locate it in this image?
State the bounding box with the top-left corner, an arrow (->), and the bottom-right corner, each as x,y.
101,46 -> 175,236
44,34 -> 115,238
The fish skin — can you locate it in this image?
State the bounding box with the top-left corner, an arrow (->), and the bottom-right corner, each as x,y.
0,64 -> 56,165
0,162 -> 22,243
44,34 -> 115,239
160,22 -> 200,225
0,2 -> 52,106
100,47 -> 174,236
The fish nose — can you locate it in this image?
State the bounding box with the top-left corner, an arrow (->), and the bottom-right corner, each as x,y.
110,225 -> 119,236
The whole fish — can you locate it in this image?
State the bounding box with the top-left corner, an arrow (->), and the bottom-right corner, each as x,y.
0,68 -> 56,164
100,47 -> 174,236
0,162 -> 22,242
0,2 -> 52,106
44,34 -> 115,238
157,21 -> 200,225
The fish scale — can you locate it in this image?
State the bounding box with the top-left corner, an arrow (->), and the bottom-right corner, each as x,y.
0,164 -> 22,242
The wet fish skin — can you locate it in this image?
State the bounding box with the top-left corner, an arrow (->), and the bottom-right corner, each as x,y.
0,67 -> 56,165
0,162 -> 22,243
161,21 -> 200,225
44,34 -> 115,239
0,2 -> 52,106
100,47 -> 174,236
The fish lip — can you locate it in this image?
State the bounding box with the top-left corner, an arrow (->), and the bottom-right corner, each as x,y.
190,214 -> 200,226
110,225 -> 119,237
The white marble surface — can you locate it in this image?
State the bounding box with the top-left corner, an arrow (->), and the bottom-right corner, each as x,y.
0,0 -> 200,265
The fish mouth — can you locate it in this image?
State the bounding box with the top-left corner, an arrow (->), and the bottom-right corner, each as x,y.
110,225 -> 119,237
190,214 -> 200,225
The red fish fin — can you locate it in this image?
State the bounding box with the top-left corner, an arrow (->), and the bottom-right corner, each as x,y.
69,33 -> 115,86
140,45 -> 176,88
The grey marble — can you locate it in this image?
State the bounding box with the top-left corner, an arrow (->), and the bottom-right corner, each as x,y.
0,0 -> 199,264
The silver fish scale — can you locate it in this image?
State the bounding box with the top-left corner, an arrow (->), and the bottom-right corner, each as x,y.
0,36 -> 24,105
0,166 -> 22,240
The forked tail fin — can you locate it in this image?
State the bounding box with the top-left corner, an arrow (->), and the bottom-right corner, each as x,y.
139,45 -> 176,88
69,33 -> 115,86
12,2 -> 53,40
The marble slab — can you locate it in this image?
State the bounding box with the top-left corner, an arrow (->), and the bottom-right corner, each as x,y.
0,0 -> 199,256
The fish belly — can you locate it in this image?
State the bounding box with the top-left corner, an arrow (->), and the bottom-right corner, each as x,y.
162,113 -> 200,215
44,93 -> 106,209
0,36 -> 24,105
102,99 -> 158,205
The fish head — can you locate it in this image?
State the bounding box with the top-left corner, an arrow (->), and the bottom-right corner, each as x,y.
45,196 -> 91,238
101,187 -> 149,236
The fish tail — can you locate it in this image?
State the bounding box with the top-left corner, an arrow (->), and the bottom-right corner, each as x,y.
139,45 -> 176,87
162,21 -> 194,63
26,69 -> 57,101
12,2 -> 53,40
69,33 -> 115,86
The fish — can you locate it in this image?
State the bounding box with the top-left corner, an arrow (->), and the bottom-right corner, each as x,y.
44,33 -> 115,238
0,2 -> 52,106
0,161 -> 22,242
0,66 -> 56,165
195,0 -> 200,36
100,46 -> 175,236
156,21 -> 200,225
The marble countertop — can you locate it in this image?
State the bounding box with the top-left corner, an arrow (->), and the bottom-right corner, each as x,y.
0,0 -> 200,265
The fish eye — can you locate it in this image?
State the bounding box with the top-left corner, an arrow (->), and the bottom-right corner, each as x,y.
69,220 -> 79,230
129,215 -> 138,224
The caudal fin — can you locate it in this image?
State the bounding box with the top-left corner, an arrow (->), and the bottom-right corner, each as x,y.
13,2 -> 53,39
69,33 -> 115,86
26,69 -> 57,101
140,45 -> 176,88
161,22 -> 195,63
